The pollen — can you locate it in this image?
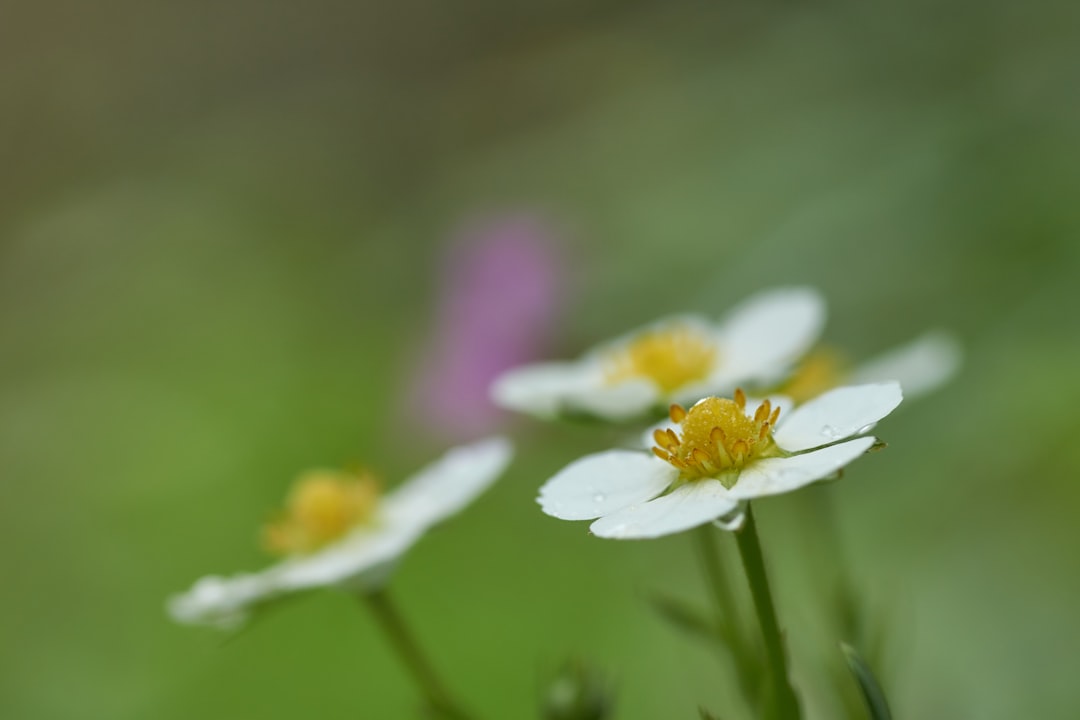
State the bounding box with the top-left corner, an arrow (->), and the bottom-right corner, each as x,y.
651,392 -> 783,488
781,346 -> 850,403
604,324 -> 717,393
262,469 -> 380,556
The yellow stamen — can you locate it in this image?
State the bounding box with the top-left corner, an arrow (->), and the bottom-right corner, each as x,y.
780,346 -> 851,403
604,324 -> 717,393
262,469 -> 380,556
652,391 -> 783,488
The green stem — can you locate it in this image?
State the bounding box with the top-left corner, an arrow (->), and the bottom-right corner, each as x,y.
734,504 -> 801,720
362,588 -> 471,720
695,525 -> 758,700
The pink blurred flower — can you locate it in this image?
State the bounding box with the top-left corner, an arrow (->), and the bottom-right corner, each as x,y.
408,214 -> 565,440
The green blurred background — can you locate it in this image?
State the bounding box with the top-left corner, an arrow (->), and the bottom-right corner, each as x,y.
3,0 -> 1079,717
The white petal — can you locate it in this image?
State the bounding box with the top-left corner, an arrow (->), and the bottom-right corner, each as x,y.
270,522 -> 422,591
538,450 -> 677,520
567,379 -> 659,421
589,480 -> 739,539
167,573 -> 275,629
773,382 -> 902,451
381,436 -> 513,530
712,287 -> 826,386
167,523 -> 425,628
853,331 -> 961,399
730,436 -> 876,499
490,362 -> 598,417
491,360 -> 657,420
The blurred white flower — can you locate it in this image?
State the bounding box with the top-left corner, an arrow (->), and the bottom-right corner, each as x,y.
491,287 -> 825,422
168,437 -> 513,629
538,383 -> 901,539
781,331 -> 961,404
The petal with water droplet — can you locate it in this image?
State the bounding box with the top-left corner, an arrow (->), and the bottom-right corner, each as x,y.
729,437 -> 876,500
773,383 -> 902,451
589,480 -> 739,539
538,451 -> 677,520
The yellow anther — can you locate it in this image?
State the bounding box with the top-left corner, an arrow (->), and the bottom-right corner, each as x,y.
692,447 -> 714,469
650,393 -> 783,487
670,404 -> 687,423
262,469 -> 380,556
604,324 -> 717,392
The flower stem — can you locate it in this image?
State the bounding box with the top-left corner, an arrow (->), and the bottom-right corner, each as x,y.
362,588 -> 472,720
734,504 -> 801,720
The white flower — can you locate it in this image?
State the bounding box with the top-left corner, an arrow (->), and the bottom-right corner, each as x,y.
168,437 -> 513,629
491,287 -> 825,422
538,383 -> 901,539
780,331 -> 961,404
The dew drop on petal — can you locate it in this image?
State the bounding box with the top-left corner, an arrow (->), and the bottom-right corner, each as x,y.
821,424 -> 842,440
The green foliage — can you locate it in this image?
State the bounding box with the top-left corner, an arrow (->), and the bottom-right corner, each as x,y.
841,643 -> 893,720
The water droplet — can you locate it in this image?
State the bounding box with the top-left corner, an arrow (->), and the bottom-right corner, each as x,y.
856,423 -> 876,435
592,493 -> 606,503
821,424 -> 842,440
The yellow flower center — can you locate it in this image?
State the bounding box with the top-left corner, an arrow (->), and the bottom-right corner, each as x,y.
651,390 -> 783,488
262,469 -> 380,556
604,324 -> 717,392
779,346 -> 850,403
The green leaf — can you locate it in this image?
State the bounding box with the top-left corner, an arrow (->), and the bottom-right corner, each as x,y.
840,643 -> 893,720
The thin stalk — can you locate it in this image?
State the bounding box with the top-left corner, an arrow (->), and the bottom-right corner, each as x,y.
735,504 -> 801,720
362,588 -> 471,720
